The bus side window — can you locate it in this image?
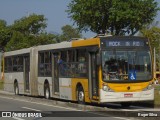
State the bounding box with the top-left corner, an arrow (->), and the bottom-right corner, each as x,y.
13,56 -> 18,72
44,52 -> 51,76
59,51 -> 67,77
67,50 -> 74,77
39,52 -> 45,76
17,56 -> 23,71
77,49 -> 87,77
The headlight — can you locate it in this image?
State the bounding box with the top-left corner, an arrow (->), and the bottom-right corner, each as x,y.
143,83 -> 154,91
102,85 -> 108,91
102,85 -> 114,92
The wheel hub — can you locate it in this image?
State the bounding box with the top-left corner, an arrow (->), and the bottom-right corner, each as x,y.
78,91 -> 84,102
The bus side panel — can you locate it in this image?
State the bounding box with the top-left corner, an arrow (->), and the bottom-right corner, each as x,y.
71,78 -> 90,103
30,48 -> 38,96
4,72 -> 24,94
59,78 -> 72,100
37,77 -> 52,96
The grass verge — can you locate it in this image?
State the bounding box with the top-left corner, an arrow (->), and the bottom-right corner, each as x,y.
154,85 -> 160,107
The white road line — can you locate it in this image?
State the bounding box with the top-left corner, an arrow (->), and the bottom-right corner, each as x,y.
0,96 -> 79,111
118,109 -> 141,112
113,117 -> 132,120
22,107 -> 41,111
12,117 -> 25,120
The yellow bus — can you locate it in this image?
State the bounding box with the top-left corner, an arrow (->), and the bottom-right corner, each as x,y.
3,36 -> 154,107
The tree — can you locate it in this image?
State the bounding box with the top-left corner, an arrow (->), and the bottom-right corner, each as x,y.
141,26 -> 160,70
0,20 -> 11,50
59,25 -> 82,42
11,14 -> 47,35
5,32 -> 57,51
67,0 -> 159,35
5,14 -> 56,51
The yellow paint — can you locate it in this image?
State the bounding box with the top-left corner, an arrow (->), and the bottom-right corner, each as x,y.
92,96 -> 99,100
72,38 -> 100,47
102,82 -> 150,92
71,78 -> 91,102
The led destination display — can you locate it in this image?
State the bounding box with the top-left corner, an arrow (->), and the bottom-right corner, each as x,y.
105,40 -> 145,47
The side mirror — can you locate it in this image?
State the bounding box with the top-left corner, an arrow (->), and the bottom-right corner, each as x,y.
96,53 -> 101,66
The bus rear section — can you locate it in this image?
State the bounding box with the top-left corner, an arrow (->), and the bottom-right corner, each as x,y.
3,48 -> 38,96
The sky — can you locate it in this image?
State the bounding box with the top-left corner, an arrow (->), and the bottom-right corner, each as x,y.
0,0 -> 160,38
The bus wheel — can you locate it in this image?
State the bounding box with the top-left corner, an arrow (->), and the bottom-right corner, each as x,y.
44,84 -> 50,99
77,86 -> 85,104
121,102 -> 131,108
14,83 -> 19,95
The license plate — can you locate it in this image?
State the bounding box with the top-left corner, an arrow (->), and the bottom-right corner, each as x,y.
124,93 -> 133,97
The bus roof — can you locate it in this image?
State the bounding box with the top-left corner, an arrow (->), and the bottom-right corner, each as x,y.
4,47 -> 31,57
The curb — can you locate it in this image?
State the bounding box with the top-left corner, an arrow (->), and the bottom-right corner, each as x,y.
0,90 -> 14,95
0,90 -> 159,119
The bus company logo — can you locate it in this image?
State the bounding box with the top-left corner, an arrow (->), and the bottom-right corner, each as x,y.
2,112 -> 11,117
127,86 -> 130,90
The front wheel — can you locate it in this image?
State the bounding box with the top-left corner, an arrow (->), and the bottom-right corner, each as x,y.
77,86 -> 85,104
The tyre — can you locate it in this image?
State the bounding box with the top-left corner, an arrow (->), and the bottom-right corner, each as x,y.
14,83 -> 19,95
77,86 -> 85,104
44,84 -> 50,99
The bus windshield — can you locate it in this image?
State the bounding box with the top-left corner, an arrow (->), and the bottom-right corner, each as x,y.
102,50 -> 152,81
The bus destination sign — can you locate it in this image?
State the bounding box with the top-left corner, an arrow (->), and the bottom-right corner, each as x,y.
105,40 -> 145,47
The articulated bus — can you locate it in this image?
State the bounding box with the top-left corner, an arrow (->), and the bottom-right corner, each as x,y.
3,36 -> 154,107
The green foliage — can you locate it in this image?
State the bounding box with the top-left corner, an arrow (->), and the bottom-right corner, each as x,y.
154,86 -> 160,106
3,14 -> 56,51
0,20 -> 12,50
1,14 -> 82,51
5,32 -> 57,51
11,14 -> 47,35
67,0 -> 159,35
141,26 -> 160,70
58,25 -> 82,42
141,27 -> 160,51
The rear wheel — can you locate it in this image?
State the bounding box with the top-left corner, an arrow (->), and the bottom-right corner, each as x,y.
44,84 -> 50,99
14,83 -> 19,95
77,86 -> 85,104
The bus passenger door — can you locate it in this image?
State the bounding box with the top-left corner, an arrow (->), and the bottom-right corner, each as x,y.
89,52 -> 99,100
52,53 -> 59,95
24,55 -> 30,92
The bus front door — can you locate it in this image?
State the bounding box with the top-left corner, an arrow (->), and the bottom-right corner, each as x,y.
89,53 -> 99,100
24,56 -> 30,92
52,53 -> 59,95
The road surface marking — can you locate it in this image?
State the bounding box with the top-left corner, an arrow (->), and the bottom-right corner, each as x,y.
22,107 -> 41,111
0,96 -> 79,111
0,96 -> 136,120
12,117 -> 25,120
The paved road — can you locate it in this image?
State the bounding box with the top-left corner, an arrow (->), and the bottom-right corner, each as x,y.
0,94 -> 139,120
0,91 -> 159,120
